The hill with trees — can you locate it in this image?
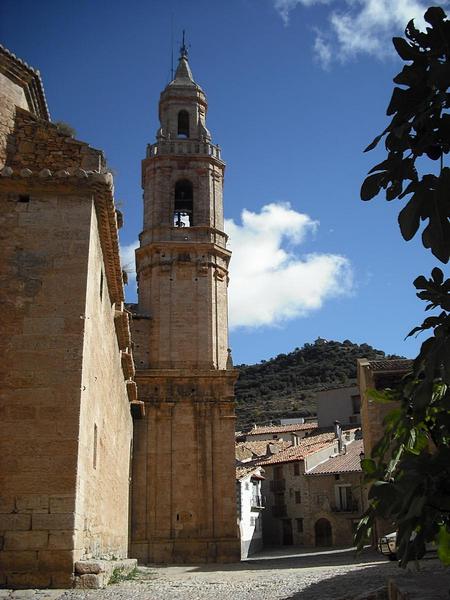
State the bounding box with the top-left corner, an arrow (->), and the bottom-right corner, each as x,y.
235,338 -> 402,430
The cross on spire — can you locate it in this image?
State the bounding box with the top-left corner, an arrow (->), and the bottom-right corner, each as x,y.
180,29 -> 189,59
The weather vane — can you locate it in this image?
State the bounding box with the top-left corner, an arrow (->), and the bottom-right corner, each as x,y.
180,29 -> 189,59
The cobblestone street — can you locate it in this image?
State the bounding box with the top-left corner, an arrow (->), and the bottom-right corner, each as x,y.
1,549 -> 447,600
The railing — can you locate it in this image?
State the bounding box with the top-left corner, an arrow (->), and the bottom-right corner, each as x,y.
272,504 -> 287,517
269,479 -> 286,492
147,140 -> 222,159
251,495 -> 265,510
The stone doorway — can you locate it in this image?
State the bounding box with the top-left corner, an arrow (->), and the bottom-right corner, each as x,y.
282,519 -> 293,545
315,518 -> 332,547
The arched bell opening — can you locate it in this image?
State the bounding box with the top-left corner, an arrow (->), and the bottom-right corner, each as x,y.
177,110 -> 190,139
174,179 -> 193,227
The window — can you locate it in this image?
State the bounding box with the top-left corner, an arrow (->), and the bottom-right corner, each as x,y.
295,491 -> 301,504
351,394 -> 361,415
99,269 -> 104,301
272,434 -> 278,439
296,518 -> 303,533
294,462 -> 300,476
274,465 -> 283,480
93,424 -> 98,469
174,179 -> 193,227
336,485 -> 353,511
177,110 -> 190,138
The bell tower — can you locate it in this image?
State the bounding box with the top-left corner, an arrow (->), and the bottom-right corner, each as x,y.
130,43 -> 240,564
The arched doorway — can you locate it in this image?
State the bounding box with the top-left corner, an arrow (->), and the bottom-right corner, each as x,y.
315,518 -> 332,547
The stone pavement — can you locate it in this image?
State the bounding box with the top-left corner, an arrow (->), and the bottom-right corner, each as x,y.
0,549 -> 447,600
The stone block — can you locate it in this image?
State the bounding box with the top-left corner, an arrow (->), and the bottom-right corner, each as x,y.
38,549 -> 74,572
51,571 -> 75,588
4,530 -> 48,551
48,529 -> 75,550
0,550 -> 38,571
0,514 -> 31,531
49,495 -> 75,514
15,495 -> 49,513
6,571 -> 51,589
74,573 -> 105,589
75,560 -> 103,574
0,496 -> 15,513
32,513 -> 74,530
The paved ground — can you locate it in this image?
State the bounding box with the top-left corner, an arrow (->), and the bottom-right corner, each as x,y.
1,548 -> 447,600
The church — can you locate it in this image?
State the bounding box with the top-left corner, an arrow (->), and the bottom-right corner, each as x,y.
0,41 -> 239,589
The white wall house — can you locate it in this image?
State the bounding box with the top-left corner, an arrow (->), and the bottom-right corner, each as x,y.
236,466 -> 265,558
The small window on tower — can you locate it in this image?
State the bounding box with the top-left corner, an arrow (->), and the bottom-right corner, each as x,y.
177,110 -> 190,138
174,179 -> 193,227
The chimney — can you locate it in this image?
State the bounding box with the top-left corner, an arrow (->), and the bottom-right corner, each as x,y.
334,420 -> 343,453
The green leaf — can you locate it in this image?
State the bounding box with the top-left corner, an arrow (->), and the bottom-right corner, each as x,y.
361,173 -> 385,201
361,458 -> 377,476
398,192 -> 424,240
437,525 -> 450,565
424,7 -> 447,27
392,37 -> 418,61
364,133 -> 383,153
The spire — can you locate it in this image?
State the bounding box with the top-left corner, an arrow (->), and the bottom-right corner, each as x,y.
170,30 -> 196,87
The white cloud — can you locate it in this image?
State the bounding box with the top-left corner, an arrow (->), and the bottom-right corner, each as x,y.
226,202 -> 353,329
120,202 -> 353,329
272,0 -> 448,64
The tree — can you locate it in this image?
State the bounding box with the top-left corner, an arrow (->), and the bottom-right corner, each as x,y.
356,6 -> 450,566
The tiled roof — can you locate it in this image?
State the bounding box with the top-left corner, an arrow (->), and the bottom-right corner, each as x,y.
246,422 -> 318,436
306,439 -> 364,475
0,44 -> 50,120
236,465 -> 265,481
235,440 -> 293,463
256,432 -> 337,466
367,359 -> 413,372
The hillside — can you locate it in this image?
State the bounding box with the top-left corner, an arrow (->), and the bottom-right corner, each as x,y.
235,339 -> 402,430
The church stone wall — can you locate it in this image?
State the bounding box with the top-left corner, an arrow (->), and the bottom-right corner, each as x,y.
0,190 -> 91,588
0,72 -> 29,168
74,203 -> 133,563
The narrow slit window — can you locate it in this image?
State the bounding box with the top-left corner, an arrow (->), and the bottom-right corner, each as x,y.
93,424 -> 98,469
100,269 -> 104,301
177,110 -> 189,138
174,179 -> 193,227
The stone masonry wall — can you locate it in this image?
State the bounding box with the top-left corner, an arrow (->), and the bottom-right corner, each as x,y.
0,190 -> 92,588
4,107 -> 104,173
0,73 -> 29,168
74,204 -> 133,562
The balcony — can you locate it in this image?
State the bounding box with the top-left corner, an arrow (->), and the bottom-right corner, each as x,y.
147,140 -> 222,160
269,479 -> 286,492
251,495 -> 265,510
272,504 -> 287,518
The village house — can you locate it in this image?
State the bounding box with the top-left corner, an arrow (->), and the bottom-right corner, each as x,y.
257,425 -> 360,547
242,422 -> 318,444
315,385 -> 361,427
236,466 -> 265,558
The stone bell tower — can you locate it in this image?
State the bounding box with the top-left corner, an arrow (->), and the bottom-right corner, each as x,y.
129,42 -> 240,564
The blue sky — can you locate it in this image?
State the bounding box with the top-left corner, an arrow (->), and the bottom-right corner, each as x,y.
2,0 -> 446,365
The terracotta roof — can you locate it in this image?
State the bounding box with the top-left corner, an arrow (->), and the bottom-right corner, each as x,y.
306,439 -> 364,475
256,432 -> 337,466
246,422 -> 318,436
366,359 -> 413,372
236,465 -> 265,481
235,439 -> 292,460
